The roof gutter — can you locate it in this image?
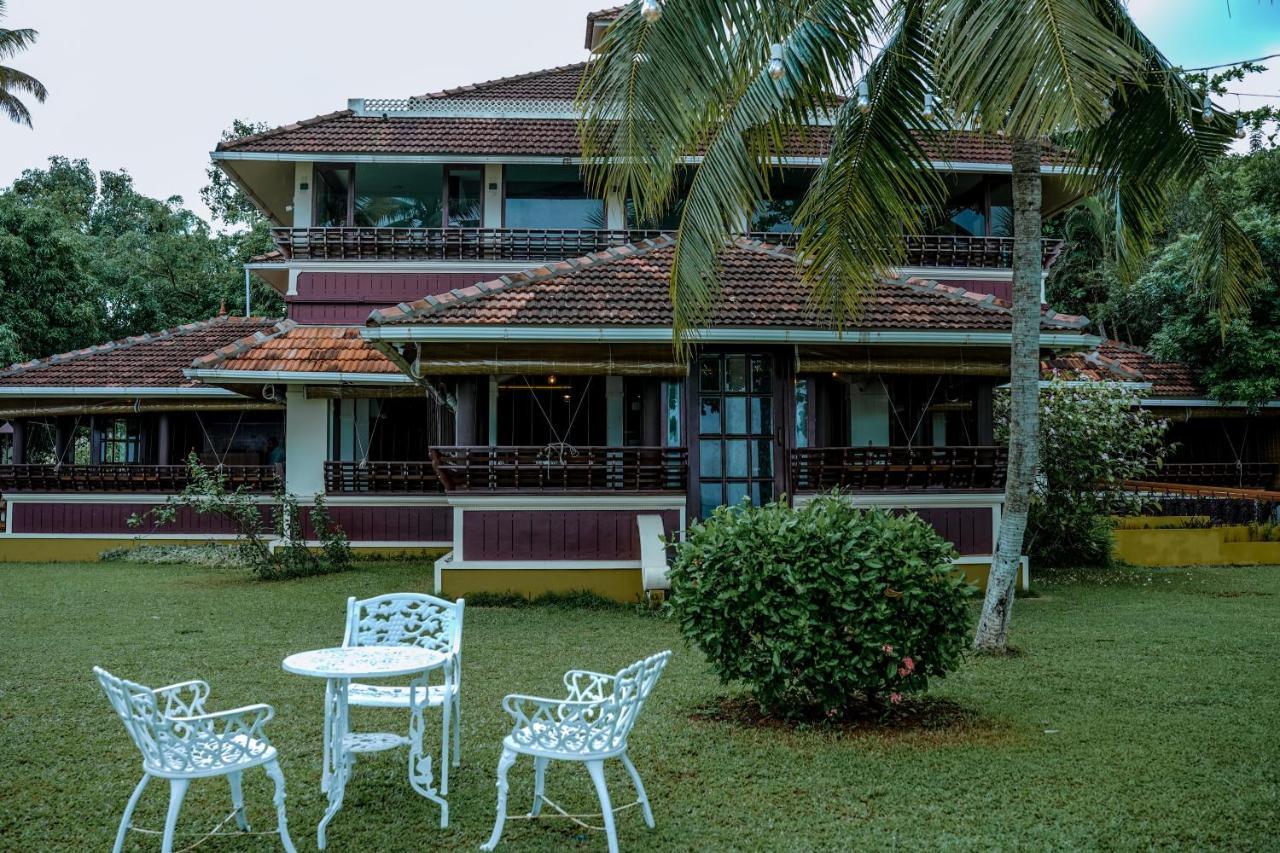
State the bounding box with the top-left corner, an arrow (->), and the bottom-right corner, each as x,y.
361,326 -> 1099,349
185,368 -> 414,385
0,386 -> 240,398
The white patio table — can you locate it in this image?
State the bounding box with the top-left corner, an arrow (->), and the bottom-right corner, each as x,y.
282,645 -> 449,848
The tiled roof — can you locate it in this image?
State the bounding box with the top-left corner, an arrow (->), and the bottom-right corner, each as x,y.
415,62 -> 588,101
0,316 -> 281,389
585,6 -> 624,47
1043,339 -> 1204,398
368,236 -> 1090,334
190,322 -> 402,376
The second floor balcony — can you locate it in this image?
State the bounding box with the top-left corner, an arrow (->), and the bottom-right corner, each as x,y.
270,226 -> 1064,270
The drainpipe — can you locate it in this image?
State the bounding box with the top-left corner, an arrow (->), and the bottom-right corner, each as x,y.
244,269 -> 252,317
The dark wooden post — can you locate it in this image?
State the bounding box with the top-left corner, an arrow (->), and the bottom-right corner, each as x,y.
642,379 -> 661,447
454,379 -> 477,446
54,417 -> 73,463
976,380 -> 995,445
9,420 -> 24,464
89,416 -> 103,464
157,413 -> 172,465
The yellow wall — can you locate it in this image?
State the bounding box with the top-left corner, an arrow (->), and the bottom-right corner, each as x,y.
439,568 -> 643,603
0,538 -> 219,563
1112,525 -> 1280,566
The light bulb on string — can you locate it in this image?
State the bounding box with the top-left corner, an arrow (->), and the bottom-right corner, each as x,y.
768,43 -> 785,80
1236,116 -> 1248,139
1102,96 -> 1115,120
641,0 -> 662,24
922,93 -> 936,122
856,80 -> 871,113
1201,93 -> 1214,122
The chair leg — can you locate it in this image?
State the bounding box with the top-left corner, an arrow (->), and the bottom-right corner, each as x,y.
480,746 -> 517,852
161,778 -> 190,853
112,774 -> 150,853
228,770 -> 250,831
264,759 -> 297,853
621,753 -> 655,829
585,760 -> 619,853
530,756 -> 549,817
452,692 -> 462,767
440,686 -> 451,796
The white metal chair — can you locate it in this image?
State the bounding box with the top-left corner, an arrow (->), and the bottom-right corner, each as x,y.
93,666 -> 296,853
342,592 -> 465,793
481,650 -> 672,853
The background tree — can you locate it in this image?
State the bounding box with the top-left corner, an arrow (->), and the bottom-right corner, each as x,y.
0,0 -> 46,126
579,0 -> 1261,652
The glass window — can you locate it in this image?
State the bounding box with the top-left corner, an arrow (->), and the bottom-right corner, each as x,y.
504,165 -> 605,229
988,178 -> 1013,237
354,163 -> 443,228
943,175 -> 987,236
628,167 -> 693,230
314,165 -> 352,227
664,381 -> 682,446
446,167 -> 484,228
794,379 -> 809,448
100,418 -> 142,463
750,168 -> 813,233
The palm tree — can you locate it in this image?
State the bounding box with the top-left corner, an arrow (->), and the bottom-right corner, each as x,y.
578,0 -> 1263,652
0,0 -> 46,127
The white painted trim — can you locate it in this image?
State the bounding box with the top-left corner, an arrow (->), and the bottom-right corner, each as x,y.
1138,398 -> 1280,409
792,491 -> 1003,509
321,494 -> 451,507
0,386 -> 240,398
1,492 -> 277,504
452,506 -> 465,561
186,369 -> 414,385
446,494 -> 685,510
362,326 -> 1099,349
0,532 -> 242,540
257,260 -> 540,274
214,151 -> 1068,176
306,539 -> 451,549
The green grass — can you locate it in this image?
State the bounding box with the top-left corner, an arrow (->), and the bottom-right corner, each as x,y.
1,561 -> 1277,851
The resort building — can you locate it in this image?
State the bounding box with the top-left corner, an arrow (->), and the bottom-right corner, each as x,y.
3,5 -> 1254,594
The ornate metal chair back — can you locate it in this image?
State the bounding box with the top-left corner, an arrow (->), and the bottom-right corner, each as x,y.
343,592 -> 463,659
93,666 -> 170,771
608,650 -> 671,749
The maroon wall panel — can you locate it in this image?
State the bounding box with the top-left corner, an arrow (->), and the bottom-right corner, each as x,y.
302,504 -> 452,542
288,272 -> 508,324
902,506 -> 993,555
10,502 -> 259,535
462,509 -> 680,562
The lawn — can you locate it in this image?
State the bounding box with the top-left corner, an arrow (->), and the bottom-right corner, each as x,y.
1,561 -> 1277,851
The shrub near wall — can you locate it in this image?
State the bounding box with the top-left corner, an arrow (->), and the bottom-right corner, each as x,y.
668,495 -> 973,718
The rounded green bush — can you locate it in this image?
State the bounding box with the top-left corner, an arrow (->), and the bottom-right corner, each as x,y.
669,494 -> 973,717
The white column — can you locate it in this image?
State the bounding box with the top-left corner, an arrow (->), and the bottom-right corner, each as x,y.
483,164 -> 503,228
292,162 -> 313,228
606,376 -> 625,446
606,192 -> 626,230
285,386 -> 328,496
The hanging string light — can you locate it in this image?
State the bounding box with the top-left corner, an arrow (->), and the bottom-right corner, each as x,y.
856,80 -> 871,112
1102,96 -> 1115,120
1201,92 -> 1214,122
1236,116 -> 1248,139
922,93 -> 937,122
641,0 -> 662,24
768,43 -> 785,80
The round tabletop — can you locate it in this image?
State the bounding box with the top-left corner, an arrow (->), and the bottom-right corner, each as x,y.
282,646 -> 447,679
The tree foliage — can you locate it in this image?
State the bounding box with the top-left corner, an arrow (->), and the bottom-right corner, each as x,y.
0,138 -> 280,366
997,376 -> 1169,566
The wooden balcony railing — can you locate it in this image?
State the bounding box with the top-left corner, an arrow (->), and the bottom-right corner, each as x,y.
1144,462 -> 1279,490
0,464 -> 280,494
271,227 -> 1063,270
791,446 -> 1009,492
324,460 -> 444,493
429,446 -> 688,493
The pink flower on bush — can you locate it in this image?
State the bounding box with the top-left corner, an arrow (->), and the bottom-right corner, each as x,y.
902,656 -> 915,674
882,643 -> 894,655
890,692 -> 903,705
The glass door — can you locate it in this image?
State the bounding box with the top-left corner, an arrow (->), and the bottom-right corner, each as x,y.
695,353 -> 775,517
444,166 -> 484,228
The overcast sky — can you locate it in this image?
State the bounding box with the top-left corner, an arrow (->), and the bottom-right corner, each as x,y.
1,0 -> 1277,223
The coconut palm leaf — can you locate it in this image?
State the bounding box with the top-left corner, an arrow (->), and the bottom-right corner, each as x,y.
0,0 -> 46,127
794,0 -> 948,325
929,0 -> 1145,137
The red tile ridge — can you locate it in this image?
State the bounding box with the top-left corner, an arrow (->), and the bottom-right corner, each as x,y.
216,110 -> 356,152
414,62 -> 589,101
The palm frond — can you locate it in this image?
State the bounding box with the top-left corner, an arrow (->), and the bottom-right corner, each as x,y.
580,0 -> 880,350
929,0 -> 1144,137
1068,0 -> 1263,324
0,88 -> 31,126
794,0 -> 948,326
0,27 -> 38,62
0,65 -> 47,102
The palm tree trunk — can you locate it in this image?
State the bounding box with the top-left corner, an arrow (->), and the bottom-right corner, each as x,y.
974,137 -> 1042,652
